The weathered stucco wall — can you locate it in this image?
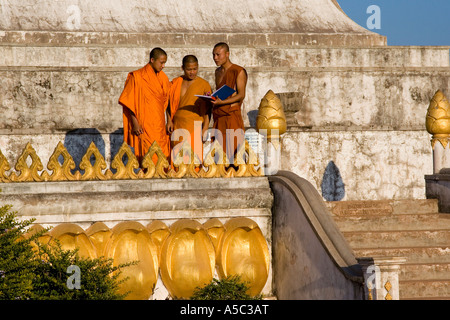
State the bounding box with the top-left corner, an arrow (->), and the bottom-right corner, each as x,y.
1,45 -> 448,201
0,1 -> 448,202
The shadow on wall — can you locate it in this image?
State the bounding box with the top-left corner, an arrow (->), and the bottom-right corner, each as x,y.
321,161 -> 345,201
64,128 -> 125,174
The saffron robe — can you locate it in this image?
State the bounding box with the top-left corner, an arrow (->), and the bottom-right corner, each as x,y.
212,64 -> 246,161
168,76 -> 212,163
119,64 -> 171,163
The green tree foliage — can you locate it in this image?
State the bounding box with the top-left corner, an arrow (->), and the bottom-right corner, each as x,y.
0,205 -> 38,300
0,204 -> 131,300
190,275 -> 262,300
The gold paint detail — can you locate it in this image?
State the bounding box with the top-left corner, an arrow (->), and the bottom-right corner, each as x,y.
0,138 -> 263,183
384,281 -> 393,300
426,90 -> 450,149
256,90 -> 287,140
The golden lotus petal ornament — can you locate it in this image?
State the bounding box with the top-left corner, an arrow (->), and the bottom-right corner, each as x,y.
160,219 -> 216,299
217,218 -> 270,297
86,222 -> 111,257
203,218 -> 225,257
9,143 -> 45,182
48,223 -> 97,259
426,90 -> 450,149
147,220 -> 170,263
105,221 -> 159,300
23,224 -> 51,253
79,142 -> 107,181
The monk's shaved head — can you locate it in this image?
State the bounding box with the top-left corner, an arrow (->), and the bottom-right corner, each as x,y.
213,42 -> 229,52
149,47 -> 167,61
182,55 -> 198,67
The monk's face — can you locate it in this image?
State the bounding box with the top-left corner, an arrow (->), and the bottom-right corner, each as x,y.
182,62 -> 198,81
213,47 -> 229,67
150,55 -> 167,73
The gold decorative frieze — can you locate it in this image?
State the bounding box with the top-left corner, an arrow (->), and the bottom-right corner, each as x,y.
25,218 -> 270,300
9,143 -> 44,182
45,142 -> 77,181
0,149 -> 11,183
0,140 -> 263,183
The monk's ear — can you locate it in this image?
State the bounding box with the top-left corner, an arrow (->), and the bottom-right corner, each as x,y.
150,57 -> 155,64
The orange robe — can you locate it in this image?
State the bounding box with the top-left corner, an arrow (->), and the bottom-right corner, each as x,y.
168,76 -> 212,163
118,64 -> 171,163
212,64 -> 246,161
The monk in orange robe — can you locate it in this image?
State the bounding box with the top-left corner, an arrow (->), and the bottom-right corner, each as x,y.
118,47 -> 171,165
211,42 -> 247,162
166,55 -> 212,164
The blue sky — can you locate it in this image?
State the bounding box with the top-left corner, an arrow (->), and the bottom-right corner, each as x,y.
337,0 -> 450,46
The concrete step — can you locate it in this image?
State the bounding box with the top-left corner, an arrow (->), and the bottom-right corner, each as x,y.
353,247 -> 450,264
327,199 -> 440,217
330,199 -> 450,300
334,214 -> 450,232
343,230 -> 450,248
399,280 -> 450,300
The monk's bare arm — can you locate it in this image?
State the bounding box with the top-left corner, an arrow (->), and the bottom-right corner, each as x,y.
202,114 -> 210,137
166,107 -> 174,134
213,70 -> 247,106
130,112 -> 144,136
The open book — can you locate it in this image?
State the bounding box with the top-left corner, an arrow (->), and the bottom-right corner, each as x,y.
195,85 -> 236,101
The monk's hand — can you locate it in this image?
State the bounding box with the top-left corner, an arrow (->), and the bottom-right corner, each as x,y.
166,120 -> 174,134
132,124 -> 144,136
212,97 -> 223,106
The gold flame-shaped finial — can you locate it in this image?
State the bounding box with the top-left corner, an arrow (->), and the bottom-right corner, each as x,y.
426,90 -> 450,149
256,90 -> 287,139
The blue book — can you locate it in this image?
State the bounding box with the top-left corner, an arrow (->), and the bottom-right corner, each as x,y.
195,85 -> 236,101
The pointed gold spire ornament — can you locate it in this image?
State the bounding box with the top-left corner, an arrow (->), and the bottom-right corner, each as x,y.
426,90 -> 450,149
256,90 -> 287,142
